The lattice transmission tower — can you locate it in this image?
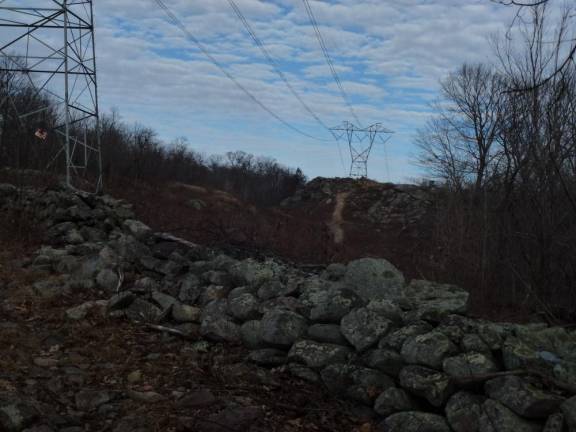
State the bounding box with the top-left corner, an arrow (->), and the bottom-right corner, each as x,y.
0,0 -> 102,192
331,121 -> 393,178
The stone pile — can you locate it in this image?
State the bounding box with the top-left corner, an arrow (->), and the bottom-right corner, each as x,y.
1,183 -> 575,432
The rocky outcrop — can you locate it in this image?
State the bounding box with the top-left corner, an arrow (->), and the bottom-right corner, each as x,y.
1,182 -> 575,432
281,177 -> 434,231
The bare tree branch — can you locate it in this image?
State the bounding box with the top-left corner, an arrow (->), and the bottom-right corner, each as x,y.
493,0 -> 576,92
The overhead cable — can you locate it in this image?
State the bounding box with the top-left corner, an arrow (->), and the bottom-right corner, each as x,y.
226,0 -> 346,168
302,0 -> 362,127
152,0 -> 330,142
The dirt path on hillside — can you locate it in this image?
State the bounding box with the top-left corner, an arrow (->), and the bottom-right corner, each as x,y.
329,192 -> 350,245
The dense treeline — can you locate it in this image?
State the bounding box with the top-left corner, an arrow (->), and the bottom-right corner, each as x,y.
98,114 -> 306,206
0,67 -> 306,206
417,4 -> 576,317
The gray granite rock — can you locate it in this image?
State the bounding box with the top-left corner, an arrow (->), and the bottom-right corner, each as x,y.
560,396 -> 576,431
399,366 -> 454,407
200,318 -> 241,344
228,293 -> 260,322
288,340 -> 352,369
443,353 -> 499,378
362,349 -> 404,376
341,307 -> 393,352
478,399 -> 541,432
445,391 -> 486,432
308,287 -> 364,323
307,324 -> 348,345
260,310 -> 308,347
401,331 -> 458,369
344,258 -> 405,301
485,376 -> 565,419
378,412 -> 450,432
374,387 -> 419,417
379,321 -> 433,351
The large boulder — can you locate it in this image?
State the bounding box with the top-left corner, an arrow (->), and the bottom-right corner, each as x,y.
259,296 -> 306,315
246,349 -> 287,367
259,311 -> 308,347
401,331 -> 458,369
340,307 -> 393,351
553,361 -> 576,394
362,349 -> 404,376
443,353 -> 499,378
308,287 -> 364,323
515,327 -> 576,362
343,258 -> 405,301
374,387 -> 419,417
445,391 -> 486,432
366,300 -> 404,324
405,280 -> 469,321
543,413 -> 565,432
478,399 -> 541,432
0,395 -> 39,432
200,318 -> 241,344
380,321 -> 433,351
377,412 -> 451,432
201,298 -> 229,322
240,320 -> 265,349
561,396 -> 576,431
172,304 -> 201,323
399,366 -> 454,407
307,324 -> 348,345
229,259 -> 282,286
347,368 -> 395,405
228,293 -> 260,322
288,340 -> 352,369
288,363 -> 320,383
257,279 -> 298,300
96,268 -> 119,291
502,337 -> 550,371
123,219 -> 152,239
461,334 -> 492,354
320,364 -> 394,406
0,183 -> 17,200
75,389 -> 112,411
124,298 -> 163,322
485,376 -> 565,419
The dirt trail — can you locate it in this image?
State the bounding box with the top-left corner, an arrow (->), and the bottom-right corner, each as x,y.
329,192 -> 350,245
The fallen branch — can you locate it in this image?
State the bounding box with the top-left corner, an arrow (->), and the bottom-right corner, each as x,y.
453,369 -> 576,395
115,269 -> 124,294
144,323 -> 195,340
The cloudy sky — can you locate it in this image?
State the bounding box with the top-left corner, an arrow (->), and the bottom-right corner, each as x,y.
90,0 -> 524,182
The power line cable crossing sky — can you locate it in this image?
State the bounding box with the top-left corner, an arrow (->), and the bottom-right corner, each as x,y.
152,0 -> 331,142
23,0 -> 533,182
301,0 -> 363,128
225,0 -> 347,171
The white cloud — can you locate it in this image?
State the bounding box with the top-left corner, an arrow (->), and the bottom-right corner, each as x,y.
2,0 -> 566,182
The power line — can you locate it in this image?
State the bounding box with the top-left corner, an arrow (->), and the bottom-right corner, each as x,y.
227,0 -> 328,132
152,0 -> 330,142
225,0 -> 346,171
302,0 -> 362,127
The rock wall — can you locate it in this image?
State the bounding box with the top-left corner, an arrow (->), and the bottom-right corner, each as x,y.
1,183 -> 575,432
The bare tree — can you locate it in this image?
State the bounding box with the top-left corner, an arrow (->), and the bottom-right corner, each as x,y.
492,0 -> 576,91
417,64 -> 503,194
417,4 -> 576,315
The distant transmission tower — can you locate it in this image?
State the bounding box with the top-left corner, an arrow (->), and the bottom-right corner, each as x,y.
331,121 -> 393,178
0,1 -> 102,192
